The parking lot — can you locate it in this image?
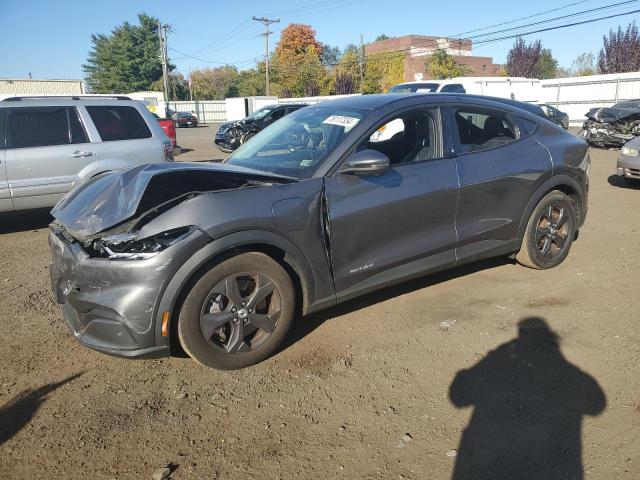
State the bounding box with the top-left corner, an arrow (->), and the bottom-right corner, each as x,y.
0,127 -> 639,478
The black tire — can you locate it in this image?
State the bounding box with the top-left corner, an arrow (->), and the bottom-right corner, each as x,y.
516,190 -> 577,269
178,252 -> 294,370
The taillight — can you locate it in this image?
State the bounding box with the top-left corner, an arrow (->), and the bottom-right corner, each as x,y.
163,141 -> 174,162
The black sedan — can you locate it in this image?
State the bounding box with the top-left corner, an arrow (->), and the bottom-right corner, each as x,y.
172,111 -> 198,128
49,94 -> 589,370
540,103 -> 569,129
215,103 -> 307,152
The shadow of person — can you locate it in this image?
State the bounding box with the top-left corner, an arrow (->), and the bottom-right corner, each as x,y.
449,317 -> 605,480
0,372 -> 82,446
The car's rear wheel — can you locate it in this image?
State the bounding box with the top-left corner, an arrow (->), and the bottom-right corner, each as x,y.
516,190 -> 577,269
178,252 -> 294,370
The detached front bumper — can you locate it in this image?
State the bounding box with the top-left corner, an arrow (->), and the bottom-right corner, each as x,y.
48,226 -> 209,359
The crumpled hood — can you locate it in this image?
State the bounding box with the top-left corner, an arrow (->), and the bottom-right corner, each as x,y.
586,105 -> 640,123
51,162 -> 292,239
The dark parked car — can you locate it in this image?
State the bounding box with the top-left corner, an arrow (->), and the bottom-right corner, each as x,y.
215,104 -> 307,153
582,99 -> 640,148
172,111 -> 198,128
539,103 -> 569,129
49,94 -> 590,369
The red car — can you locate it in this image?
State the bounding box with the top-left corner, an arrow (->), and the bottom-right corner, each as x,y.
153,113 -> 178,152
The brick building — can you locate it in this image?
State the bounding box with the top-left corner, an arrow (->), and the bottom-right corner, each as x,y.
364,35 -> 502,81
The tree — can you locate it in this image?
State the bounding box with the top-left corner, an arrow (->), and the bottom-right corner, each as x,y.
425,49 -> 472,79
272,24 -> 329,97
235,65 -> 266,97
334,72 -> 356,94
83,13 -> 165,93
189,66 -> 239,100
320,43 -> 341,66
598,21 -> 640,74
506,37 -> 542,78
537,49 -> 558,79
569,52 -> 596,76
363,51 -> 405,93
275,24 -> 323,62
375,34 -> 391,42
150,72 -> 189,100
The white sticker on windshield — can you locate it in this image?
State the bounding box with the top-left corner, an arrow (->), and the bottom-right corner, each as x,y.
323,115 -> 360,131
300,159 -> 313,167
416,88 -> 433,93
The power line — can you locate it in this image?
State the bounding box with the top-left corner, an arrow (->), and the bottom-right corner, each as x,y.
252,16 -> 280,95
451,0 -> 593,37
168,47 -> 259,66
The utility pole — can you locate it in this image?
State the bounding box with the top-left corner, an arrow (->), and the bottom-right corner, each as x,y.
359,34 -> 364,94
158,21 -> 171,102
252,16 -> 280,96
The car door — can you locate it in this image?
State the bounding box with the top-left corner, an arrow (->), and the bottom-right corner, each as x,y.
0,109 -> 13,212
324,107 -> 459,298
4,105 -> 95,210
262,107 -> 286,128
448,105 -> 551,258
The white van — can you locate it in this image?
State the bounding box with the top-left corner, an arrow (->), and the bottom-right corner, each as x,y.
388,77 -> 542,103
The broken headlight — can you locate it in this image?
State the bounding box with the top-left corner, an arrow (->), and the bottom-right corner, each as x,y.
92,226 -> 195,260
621,146 -> 639,157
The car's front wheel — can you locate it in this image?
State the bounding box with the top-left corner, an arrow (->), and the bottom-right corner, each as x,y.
178,252 -> 295,369
516,190 -> 577,269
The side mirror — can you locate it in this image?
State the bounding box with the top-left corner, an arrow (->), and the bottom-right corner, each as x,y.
339,149 -> 390,176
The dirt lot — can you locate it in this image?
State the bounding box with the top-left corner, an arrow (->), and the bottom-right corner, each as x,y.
174,124 -> 227,163
0,138 -> 639,479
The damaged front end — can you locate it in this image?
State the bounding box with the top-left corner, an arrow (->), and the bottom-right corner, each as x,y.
582,101 -> 640,148
48,162 -> 293,358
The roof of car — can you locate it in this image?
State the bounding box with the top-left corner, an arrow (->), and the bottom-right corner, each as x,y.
309,93 -> 545,118
0,95 -> 142,107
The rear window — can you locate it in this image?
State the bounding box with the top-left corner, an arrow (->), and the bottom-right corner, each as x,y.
6,106 -> 88,149
86,106 -> 152,141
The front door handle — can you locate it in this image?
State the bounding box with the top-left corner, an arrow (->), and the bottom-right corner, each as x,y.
70,151 -> 93,158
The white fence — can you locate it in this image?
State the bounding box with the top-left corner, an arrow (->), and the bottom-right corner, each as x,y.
166,100 -> 227,123
278,93 -> 361,105
540,72 -> 640,125
166,73 -> 640,125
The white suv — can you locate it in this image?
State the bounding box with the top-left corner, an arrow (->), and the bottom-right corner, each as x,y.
0,95 -> 173,212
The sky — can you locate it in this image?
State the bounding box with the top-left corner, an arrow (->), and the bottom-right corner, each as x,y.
0,0 -> 637,81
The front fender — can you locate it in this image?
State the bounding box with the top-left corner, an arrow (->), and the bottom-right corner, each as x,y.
153,229 -> 328,347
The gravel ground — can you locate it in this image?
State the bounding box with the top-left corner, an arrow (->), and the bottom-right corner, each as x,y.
174,124 -> 227,163
0,139 -> 639,479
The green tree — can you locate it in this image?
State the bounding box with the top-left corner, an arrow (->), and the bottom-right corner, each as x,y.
83,13 -> 165,93
150,71 -> 189,100
569,52 -> 596,76
189,66 -> 239,100
235,65 -> 266,97
375,34 -> 391,42
537,49 -> 558,79
363,51 -> 405,93
425,49 -> 471,79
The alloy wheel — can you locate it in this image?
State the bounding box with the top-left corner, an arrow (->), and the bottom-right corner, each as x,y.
535,204 -> 570,258
200,273 -> 281,354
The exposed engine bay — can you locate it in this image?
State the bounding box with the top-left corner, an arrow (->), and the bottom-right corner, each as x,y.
582,100 -> 640,148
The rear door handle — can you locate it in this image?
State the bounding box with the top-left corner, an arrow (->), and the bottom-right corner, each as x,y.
70,151 -> 93,158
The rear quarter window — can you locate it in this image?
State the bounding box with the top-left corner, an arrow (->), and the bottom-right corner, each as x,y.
517,117 -> 539,136
86,105 -> 152,141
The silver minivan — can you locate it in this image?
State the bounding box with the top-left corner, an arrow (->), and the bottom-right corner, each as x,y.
0,96 -> 173,212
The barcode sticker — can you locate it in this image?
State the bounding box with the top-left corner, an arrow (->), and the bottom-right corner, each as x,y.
323,115 -> 360,131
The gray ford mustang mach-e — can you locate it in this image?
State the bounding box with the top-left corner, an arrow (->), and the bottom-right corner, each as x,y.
49,94 -> 590,369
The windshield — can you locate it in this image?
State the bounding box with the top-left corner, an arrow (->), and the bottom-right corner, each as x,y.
388,83 -> 440,93
225,106 -> 368,179
247,106 -> 275,120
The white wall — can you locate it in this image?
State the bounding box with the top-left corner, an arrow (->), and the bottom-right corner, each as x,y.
540,72 -> 640,125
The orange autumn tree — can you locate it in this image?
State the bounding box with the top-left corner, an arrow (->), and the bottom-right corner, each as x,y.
272,23 -> 330,97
